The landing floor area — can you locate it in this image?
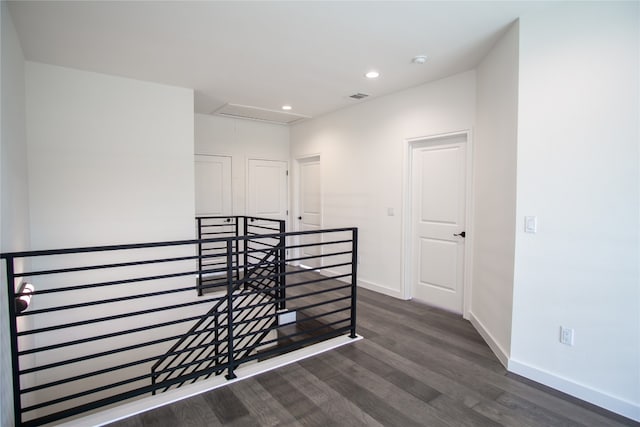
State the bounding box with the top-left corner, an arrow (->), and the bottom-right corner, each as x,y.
109,286 -> 632,427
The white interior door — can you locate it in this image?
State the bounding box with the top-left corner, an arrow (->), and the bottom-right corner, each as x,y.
410,135 -> 467,313
194,155 -> 232,216
297,156 -> 321,268
247,159 -> 288,220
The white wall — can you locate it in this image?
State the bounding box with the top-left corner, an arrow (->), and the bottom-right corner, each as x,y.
26,62 -> 195,247
469,21 -> 519,366
290,71 -> 476,298
23,62 -> 197,419
195,114 -> 289,217
1,4 -> 30,425
510,2 -> 639,420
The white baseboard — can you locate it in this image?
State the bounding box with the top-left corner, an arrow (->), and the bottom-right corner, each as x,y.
357,278 -> 405,299
467,311 -> 509,368
318,267 -> 405,300
508,359 -> 640,422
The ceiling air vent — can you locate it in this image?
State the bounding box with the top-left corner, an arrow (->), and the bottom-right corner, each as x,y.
349,93 -> 369,100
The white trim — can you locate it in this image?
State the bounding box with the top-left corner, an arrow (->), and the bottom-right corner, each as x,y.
357,278 -> 405,300
321,267 -> 405,300
401,130 -> 474,315
56,335 -> 362,427
508,359 -> 640,422
468,311 -> 509,368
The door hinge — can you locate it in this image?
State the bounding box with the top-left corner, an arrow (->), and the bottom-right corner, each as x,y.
286,170 -> 289,176
286,210 -> 289,215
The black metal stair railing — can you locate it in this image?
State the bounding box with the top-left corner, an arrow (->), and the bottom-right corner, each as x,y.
150,245 -> 281,391
2,219 -> 357,427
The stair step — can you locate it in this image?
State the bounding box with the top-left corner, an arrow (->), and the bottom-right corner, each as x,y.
257,310 -> 338,361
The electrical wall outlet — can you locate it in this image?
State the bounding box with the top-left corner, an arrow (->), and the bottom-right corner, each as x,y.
560,326 -> 574,346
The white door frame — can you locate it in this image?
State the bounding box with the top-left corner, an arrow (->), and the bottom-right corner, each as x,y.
401,130 -> 474,318
293,153 -> 322,267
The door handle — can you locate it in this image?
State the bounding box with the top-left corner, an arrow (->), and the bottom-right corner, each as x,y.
297,216 -> 302,220
453,231 -> 466,238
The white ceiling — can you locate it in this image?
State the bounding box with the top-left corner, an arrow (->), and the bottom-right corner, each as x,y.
8,1 -> 540,121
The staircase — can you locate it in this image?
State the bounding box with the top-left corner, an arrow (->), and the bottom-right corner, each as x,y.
151,246 -> 281,392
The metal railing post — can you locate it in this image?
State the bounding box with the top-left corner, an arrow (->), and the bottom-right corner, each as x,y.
225,239 -> 237,380
278,220 -> 286,310
350,228 -> 358,339
197,217 -> 203,296
243,217 -> 249,286
5,256 -> 23,426
234,218 -> 239,280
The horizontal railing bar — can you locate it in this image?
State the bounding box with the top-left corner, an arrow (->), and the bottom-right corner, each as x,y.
19,353 -> 235,427
199,232 -> 234,237
280,264 -> 352,279
226,291 -> 351,318
17,301 -> 227,358
1,227 -> 356,259
12,254 -> 198,278
234,307 -> 351,353
215,272 -> 352,306
26,337 -> 234,398
240,326 -> 351,366
284,239 -> 352,251
17,295 -> 220,336
247,225 -> 281,232
282,250 -> 352,264
20,281 -> 207,316
22,348 -> 171,394
16,270 -> 200,300
236,304 -> 349,331
230,263 -> 352,291
236,317 -> 350,354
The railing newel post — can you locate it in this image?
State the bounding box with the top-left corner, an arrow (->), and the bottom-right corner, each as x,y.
197,217 -> 203,296
243,217 -> 249,289
350,228 -> 358,339
234,217 -> 240,281
279,220 -> 286,310
225,239 -> 237,380
5,256 -> 23,426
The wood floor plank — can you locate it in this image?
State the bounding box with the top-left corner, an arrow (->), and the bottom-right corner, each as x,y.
202,386 -> 250,424
357,298 -> 505,372
138,404 -> 180,427
227,377 -> 298,426
168,394 -> 223,427
298,356 -> 427,427
428,394 -> 503,427
277,362 -> 384,427
316,349 -> 452,426
255,370 -> 331,425
335,344 -> 441,403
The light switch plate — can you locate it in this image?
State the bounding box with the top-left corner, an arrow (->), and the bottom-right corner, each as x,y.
525,216 -> 537,233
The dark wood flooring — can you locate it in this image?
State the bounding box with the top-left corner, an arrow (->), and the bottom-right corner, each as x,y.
109,281 -> 636,427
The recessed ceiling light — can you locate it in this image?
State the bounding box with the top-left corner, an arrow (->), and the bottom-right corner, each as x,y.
365,70 -> 380,79
412,55 -> 428,64
282,105 -> 292,111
